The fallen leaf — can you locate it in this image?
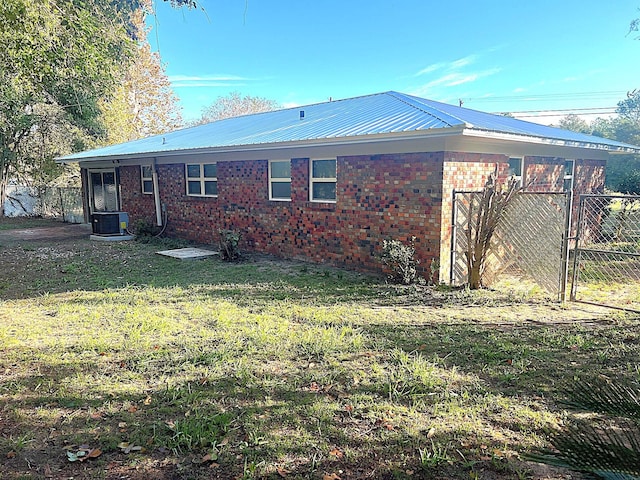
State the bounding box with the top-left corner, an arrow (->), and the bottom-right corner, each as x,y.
323,474 -> 341,480
66,451 -> 78,462
276,466 -> 289,477
128,405 -> 138,413
406,470 -> 414,475
384,423 -> 394,431
218,437 -> 229,446
344,404 -> 354,413
86,448 -> 102,459
118,422 -> 128,429
144,395 -> 152,405
209,462 -> 220,468
6,451 -> 16,459
44,464 -> 53,478
427,427 -> 436,438
329,447 -> 344,459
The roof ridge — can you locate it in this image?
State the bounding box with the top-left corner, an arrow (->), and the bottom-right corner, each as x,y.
384,91 -> 469,128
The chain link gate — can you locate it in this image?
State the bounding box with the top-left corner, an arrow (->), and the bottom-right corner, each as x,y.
570,194 -> 640,312
451,191 -> 570,300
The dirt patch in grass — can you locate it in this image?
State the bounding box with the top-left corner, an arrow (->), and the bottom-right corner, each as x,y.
1,219 -> 636,480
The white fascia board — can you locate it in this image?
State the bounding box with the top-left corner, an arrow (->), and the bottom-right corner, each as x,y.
63,127 -> 466,166
462,128 -> 640,154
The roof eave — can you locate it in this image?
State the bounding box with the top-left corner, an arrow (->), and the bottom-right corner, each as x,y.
57,126 -> 467,164
462,128 -> 640,154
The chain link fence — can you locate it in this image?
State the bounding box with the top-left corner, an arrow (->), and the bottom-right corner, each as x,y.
4,186 -> 84,223
571,194 -> 640,312
452,191 -> 569,299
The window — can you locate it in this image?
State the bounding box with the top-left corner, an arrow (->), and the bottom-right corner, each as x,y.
507,157 -> 524,187
310,159 -> 337,202
141,166 -> 153,194
186,163 -> 217,197
269,160 -> 291,200
563,159 -> 575,192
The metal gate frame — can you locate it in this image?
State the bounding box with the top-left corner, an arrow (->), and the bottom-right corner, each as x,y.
570,193 -> 640,313
451,189 -> 571,301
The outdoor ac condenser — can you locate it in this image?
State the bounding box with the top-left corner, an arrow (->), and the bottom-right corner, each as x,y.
91,212 -> 129,235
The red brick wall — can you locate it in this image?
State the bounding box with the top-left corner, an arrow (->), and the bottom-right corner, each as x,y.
118,152 -> 606,281
119,166 -> 155,226
120,153 -> 445,276
439,153 -> 506,281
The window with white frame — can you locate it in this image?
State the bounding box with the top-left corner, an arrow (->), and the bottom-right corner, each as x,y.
141,165 -> 153,194
507,157 -> 524,187
186,163 -> 217,197
269,160 -> 291,200
310,159 -> 337,202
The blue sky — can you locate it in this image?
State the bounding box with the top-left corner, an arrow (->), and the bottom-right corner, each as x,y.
149,1 -> 640,125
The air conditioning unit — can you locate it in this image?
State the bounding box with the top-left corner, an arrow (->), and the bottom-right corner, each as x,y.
91,212 -> 129,235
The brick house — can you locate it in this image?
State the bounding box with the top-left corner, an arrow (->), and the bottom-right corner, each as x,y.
59,91 -> 639,282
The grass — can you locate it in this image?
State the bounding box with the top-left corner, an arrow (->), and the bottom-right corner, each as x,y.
0,218 -> 639,479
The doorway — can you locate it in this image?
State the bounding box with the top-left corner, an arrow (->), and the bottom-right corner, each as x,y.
89,170 -> 119,212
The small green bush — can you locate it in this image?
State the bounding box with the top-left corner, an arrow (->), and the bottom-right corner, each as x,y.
132,218 -> 160,242
379,236 -> 421,285
219,229 -> 241,261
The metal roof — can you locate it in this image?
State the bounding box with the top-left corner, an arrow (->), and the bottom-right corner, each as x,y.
59,91 -> 640,162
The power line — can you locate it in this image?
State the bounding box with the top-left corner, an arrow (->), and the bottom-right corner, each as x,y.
466,90 -> 627,104
495,107 -> 618,118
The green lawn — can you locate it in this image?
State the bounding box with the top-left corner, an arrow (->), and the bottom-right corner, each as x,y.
0,220 -> 638,479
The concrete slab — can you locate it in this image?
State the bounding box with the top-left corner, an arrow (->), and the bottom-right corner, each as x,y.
156,247 -> 219,260
90,234 -> 135,242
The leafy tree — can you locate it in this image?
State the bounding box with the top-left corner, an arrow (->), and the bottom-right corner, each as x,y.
0,0 -> 134,214
557,114 -> 591,134
194,92 -> 280,125
99,9 -> 183,145
557,91 -> 640,193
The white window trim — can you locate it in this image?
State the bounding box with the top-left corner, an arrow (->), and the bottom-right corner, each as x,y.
185,162 -> 218,197
309,158 -> 337,203
508,156 -> 524,187
268,159 -> 292,201
141,165 -> 153,195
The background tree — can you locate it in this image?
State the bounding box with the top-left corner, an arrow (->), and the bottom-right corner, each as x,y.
99,9 -> 183,145
194,92 -> 280,125
0,0 -> 135,215
556,91 -> 640,193
0,0 -> 197,215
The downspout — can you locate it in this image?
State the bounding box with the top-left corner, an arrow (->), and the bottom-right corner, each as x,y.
152,158 -> 162,227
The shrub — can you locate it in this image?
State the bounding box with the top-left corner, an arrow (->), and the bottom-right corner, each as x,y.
379,236 -> 420,285
219,229 -> 241,261
132,218 -> 161,242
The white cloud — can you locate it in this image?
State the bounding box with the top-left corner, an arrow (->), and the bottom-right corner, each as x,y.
414,54 -> 479,77
168,74 -> 251,88
411,68 -> 501,97
410,50 -> 500,99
